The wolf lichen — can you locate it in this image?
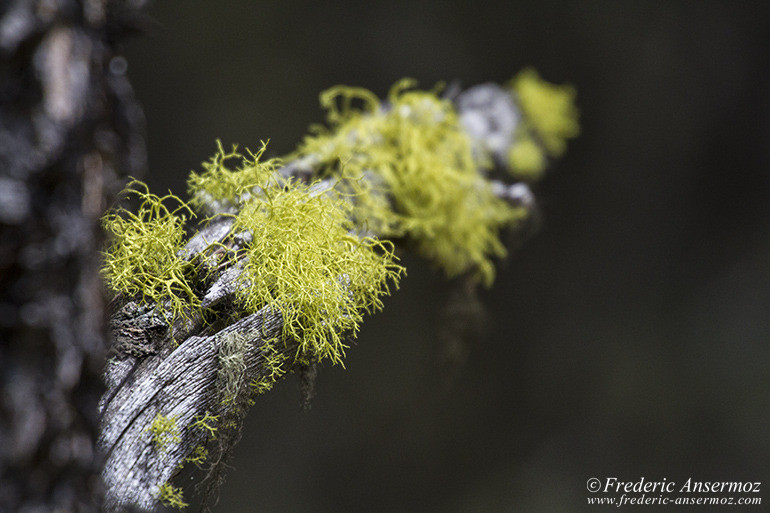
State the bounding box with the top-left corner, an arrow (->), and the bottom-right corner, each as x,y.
101,180 -> 198,323
506,132 -> 548,181
157,481 -> 188,510
145,412 -> 181,451
292,79 -> 523,286
250,340 -> 289,395
191,411 -> 219,438
187,140 -> 278,214
507,68 -> 579,179
187,145 -> 404,365
185,444 -> 209,468
230,174 -> 402,365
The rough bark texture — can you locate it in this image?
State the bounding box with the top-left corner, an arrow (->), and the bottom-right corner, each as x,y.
0,1 -> 146,511
98,82 -> 535,512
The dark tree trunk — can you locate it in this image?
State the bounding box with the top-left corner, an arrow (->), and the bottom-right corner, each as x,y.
0,1 -> 146,511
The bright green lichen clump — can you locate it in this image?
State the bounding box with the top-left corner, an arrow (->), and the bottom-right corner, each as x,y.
187,145 -> 404,364
101,181 -> 198,322
507,68 -> 580,180
292,79 -> 522,286
233,179 -> 401,364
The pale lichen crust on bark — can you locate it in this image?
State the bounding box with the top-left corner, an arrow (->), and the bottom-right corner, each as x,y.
99,72 -> 579,511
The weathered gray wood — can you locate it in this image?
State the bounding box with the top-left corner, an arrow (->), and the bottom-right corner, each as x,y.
100,309 -> 287,511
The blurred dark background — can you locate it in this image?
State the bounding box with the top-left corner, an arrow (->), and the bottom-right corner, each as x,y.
123,1 -> 770,511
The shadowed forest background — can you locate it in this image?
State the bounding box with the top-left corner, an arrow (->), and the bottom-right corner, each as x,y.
122,2 -> 770,511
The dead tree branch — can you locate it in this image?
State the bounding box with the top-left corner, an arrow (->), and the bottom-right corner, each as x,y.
99,83 -> 538,512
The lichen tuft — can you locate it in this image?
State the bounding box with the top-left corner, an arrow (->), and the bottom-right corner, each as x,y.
157,482 -> 188,510
250,340 -> 288,395
191,411 -> 219,438
145,412 -> 181,451
216,331 -> 250,405
185,444 -> 209,468
293,79 -> 523,286
101,180 -> 198,323
507,132 -> 547,181
187,145 -> 404,364
231,170 -> 402,364
509,68 -> 580,160
187,140 -> 279,215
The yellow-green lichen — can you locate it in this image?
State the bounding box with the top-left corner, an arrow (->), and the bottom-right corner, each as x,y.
191,411 -> 219,438
188,146 -> 404,364
187,140 -> 279,213
509,68 -> 580,159
507,133 -> 547,181
292,79 -> 523,286
250,377 -> 275,396
185,444 -> 209,468
145,412 -> 181,451
157,482 -> 188,509
101,180 -> 198,323
231,181 -> 402,364
250,340 -> 288,395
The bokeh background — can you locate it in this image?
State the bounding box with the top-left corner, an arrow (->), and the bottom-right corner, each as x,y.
123,1 -> 770,511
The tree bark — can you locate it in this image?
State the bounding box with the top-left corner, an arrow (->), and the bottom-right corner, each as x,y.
0,1 -> 146,511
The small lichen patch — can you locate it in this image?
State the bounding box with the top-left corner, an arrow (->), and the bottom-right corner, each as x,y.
185,444 -> 209,468
507,132 -> 547,181
509,68 -> 580,159
145,412 -> 181,451
157,482 -> 188,510
250,340 -> 289,395
191,411 -> 219,438
216,331 -> 250,405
